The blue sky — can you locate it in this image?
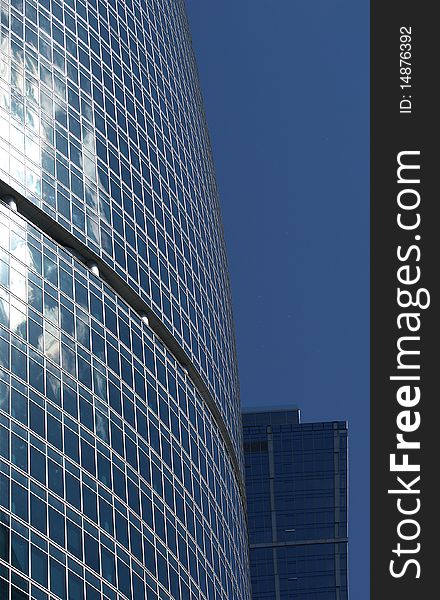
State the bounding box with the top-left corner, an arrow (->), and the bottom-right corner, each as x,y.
186,1 -> 369,598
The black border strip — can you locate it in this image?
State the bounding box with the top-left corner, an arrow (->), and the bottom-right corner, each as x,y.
371,3 -> 437,597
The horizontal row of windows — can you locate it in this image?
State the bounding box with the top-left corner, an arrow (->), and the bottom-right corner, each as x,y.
250,544 -> 348,600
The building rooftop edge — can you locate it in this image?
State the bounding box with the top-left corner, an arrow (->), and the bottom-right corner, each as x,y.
241,405 -> 300,414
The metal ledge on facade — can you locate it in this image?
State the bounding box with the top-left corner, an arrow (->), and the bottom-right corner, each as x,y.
0,180 -> 246,508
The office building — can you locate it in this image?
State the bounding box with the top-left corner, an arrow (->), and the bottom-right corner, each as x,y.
0,1 -> 250,599
243,408 -> 348,599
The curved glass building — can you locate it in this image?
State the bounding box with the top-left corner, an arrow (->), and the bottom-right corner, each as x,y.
0,1 -> 250,599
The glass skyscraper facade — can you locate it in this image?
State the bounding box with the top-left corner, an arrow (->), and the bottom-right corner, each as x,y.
0,1 -> 250,599
243,408 -> 348,600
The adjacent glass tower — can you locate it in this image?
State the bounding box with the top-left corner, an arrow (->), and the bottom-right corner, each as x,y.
243,408 -> 348,600
0,1 -> 250,599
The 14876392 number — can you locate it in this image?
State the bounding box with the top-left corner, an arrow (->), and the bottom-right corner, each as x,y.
400,26 -> 412,88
